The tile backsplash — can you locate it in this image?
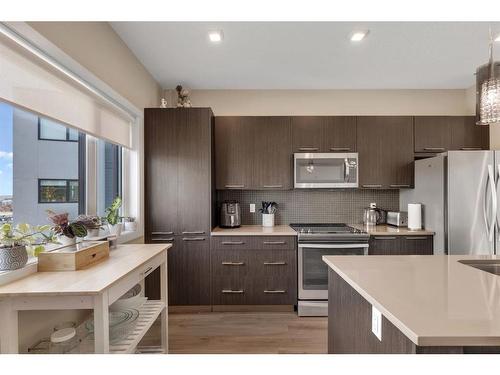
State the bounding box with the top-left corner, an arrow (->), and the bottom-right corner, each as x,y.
217,189 -> 399,225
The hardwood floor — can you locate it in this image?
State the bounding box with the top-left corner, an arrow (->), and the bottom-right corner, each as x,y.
140,312 -> 327,354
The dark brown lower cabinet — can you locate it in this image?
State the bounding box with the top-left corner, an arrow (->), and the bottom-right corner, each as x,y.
368,235 -> 433,255
145,236 -> 211,306
211,236 -> 297,305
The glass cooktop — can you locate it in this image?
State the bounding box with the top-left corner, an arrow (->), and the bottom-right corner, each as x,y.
290,223 -> 365,234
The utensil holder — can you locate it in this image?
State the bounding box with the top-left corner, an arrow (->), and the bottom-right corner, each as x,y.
262,214 -> 275,227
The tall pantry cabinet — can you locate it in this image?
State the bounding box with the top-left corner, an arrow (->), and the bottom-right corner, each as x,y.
144,108 -> 215,306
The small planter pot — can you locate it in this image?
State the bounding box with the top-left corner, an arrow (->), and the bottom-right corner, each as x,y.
124,221 -> 137,232
57,235 -> 77,247
87,228 -> 101,238
262,214 -> 275,228
0,245 -> 28,271
108,223 -> 123,237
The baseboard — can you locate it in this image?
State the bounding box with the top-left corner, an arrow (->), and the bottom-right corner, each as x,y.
212,305 -> 295,312
168,305 -> 212,314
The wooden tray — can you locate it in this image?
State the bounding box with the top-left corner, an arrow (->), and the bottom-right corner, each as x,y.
38,241 -> 110,272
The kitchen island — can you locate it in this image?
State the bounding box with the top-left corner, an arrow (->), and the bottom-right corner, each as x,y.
323,254 -> 500,354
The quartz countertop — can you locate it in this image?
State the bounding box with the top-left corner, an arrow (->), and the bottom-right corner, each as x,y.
211,225 -> 297,236
323,254 -> 500,346
350,224 -> 435,236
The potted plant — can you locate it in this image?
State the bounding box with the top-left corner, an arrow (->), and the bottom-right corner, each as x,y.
75,215 -> 103,237
105,196 -> 123,237
122,216 -> 137,232
259,201 -> 278,228
0,223 -> 56,271
46,210 -> 88,246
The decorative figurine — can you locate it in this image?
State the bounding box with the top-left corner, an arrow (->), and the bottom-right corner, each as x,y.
176,85 -> 192,108
160,98 -> 167,108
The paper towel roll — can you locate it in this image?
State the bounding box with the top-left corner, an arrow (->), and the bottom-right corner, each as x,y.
408,203 -> 422,230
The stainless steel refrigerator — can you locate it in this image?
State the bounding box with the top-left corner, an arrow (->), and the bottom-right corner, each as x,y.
400,151 -> 500,256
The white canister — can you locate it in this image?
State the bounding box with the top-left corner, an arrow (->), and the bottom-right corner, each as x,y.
408,203 -> 422,230
262,214 -> 275,227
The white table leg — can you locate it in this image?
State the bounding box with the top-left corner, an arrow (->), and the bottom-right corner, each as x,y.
160,256 -> 168,354
93,291 -> 109,353
0,299 -> 19,354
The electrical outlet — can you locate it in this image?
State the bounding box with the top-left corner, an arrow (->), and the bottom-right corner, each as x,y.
250,204 -> 255,213
372,305 -> 382,341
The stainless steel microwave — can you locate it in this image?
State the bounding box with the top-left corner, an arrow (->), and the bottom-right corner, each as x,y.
294,153 -> 359,188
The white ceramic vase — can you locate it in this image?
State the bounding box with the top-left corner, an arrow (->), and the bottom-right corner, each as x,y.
262,214 -> 275,228
108,223 -> 123,237
57,235 -> 77,247
124,222 -> 137,232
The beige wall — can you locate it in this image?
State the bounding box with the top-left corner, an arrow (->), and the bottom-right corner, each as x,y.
28,22 -> 161,110
173,89 -> 474,116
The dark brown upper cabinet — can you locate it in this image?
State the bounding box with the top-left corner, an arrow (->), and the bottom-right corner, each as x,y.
357,116 -> 414,189
415,116 -> 489,153
215,116 -> 292,190
291,116 -> 357,153
450,116 -> 489,151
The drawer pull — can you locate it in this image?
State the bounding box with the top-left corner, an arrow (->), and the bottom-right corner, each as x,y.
264,290 -> 286,294
389,184 -> 410,188
263,261 -> 286,265
423,147 -> 445,151
263,185 -> 283,189
221,261 -> 245,266
461,147 -> 482,151
221,241 -> 245,245
151,238 -> 174,242
182,231 -> 205,235
405,236 -> 427,240
222,289 -> 244,294
374,236 -> 397,240
225,184 -> 244,189
362,184 -> 382,188
330,147 -> 351,151
142,266 -> 154,277
152,231 -> 173,235
182,237 -> 206,241
263,241 -> 286,245
298,147 -> 319,151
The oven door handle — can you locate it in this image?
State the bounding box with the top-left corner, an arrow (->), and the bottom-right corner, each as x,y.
298,243 -> 369,249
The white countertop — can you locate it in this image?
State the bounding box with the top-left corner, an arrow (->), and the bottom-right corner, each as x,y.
211,225 -> 297,236
323,254 -> 500,347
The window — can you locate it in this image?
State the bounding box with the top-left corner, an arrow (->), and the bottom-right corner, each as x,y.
38,179 -> 79,203
96,139 -> 123,216
38,118 -> 79,142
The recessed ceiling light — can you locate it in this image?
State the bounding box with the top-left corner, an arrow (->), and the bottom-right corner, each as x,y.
350,30 -> 369,42
208,31 -> 223,43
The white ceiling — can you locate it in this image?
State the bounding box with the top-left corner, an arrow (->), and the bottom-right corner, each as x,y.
111,22 -> 500,90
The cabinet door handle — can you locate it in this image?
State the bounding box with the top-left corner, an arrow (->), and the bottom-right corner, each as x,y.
182,237 -> 205,241
262,185 -> 283,189
374,236 -> 397,240
222,289 -> 244,294
405,236 -> 427,240
262,241 -> 286,245
298,147 -> 319,151
362,184 -> 382,188
151,237 -> 174,242
221,261 -> 245,266
182,231 -> 205,235
461,147 -> 482,151
330,147 -> 351,151
263,261 -> 286,265
142,266 -> 154,277
221,241 -> 245,245
264,290 -> 286,294
225,184 -> 244,189
423,147 -> 445,151
152,231 -> 173,235
390,184 -> 410,188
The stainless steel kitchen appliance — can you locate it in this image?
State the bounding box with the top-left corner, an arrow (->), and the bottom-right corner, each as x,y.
220,201 -> 241,228
400,151 -> 500,255
294,153 -> 358,188
290,223 -> 369,316
363,203 -> 387,225
387,211 -> 408,227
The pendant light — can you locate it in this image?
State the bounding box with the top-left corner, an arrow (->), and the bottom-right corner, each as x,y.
477,30 -> 500,125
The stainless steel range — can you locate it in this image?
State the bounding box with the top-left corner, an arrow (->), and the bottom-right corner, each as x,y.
290,223 -> 369,316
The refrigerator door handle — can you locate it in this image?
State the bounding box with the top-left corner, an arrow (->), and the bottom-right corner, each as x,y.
488,165 -> 497,242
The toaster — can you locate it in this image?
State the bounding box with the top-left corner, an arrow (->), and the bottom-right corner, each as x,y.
387,211 -> 408,227
220,201 -> 241,228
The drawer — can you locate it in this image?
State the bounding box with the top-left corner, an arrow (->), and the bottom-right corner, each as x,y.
212,250 -> 250,277
256,250 -> 296,278
211,236 -> 256,250
149,231 -> 175,243
256,236 -> 295,250
212,276 -> 249,305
